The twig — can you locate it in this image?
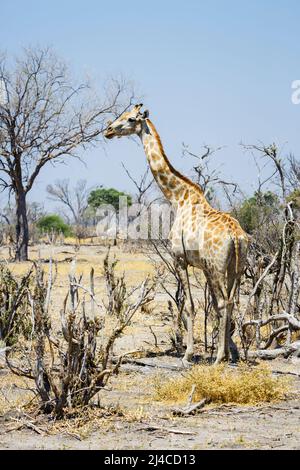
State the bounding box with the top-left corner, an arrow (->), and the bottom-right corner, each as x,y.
139,424 -> 196,435
172,397 -> 211,416
149,326 -> 158,348
245,250 -> 279,313
10,417 -> 46,435
111,356 -> 183,371
187,384 -> 196,406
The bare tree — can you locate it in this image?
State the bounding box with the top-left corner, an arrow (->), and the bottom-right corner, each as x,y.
121,164 -> 154,206
235,143 -> 300,358
0,47 -> 133,260
182,143 -> 238,205
288,154 -> 300,190
46,179 -> 90,240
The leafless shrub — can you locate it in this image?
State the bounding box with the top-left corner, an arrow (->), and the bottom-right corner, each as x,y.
46,179 -> 92,244
149,239 -> 217,357
237,144 -> 300,359
182,143 -> 238,206
0,264 -> 33,351
6,251 -> 154,417
150,239 -> 187,354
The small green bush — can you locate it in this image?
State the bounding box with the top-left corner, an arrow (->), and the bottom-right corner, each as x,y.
234,191 -> 280,234
37,214 -> 72,237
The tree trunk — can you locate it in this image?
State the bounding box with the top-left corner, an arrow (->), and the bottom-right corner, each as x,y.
15,189 -> 29,261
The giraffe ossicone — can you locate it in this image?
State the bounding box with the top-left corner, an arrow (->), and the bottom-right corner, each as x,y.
104,104 -> 249,364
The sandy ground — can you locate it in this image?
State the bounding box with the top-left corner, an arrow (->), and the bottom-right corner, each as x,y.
1,357 -> 299,450
0,243 -> 299,450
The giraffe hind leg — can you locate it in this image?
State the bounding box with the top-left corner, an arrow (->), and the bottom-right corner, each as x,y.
226,256 -> 243,363
174,258 -> 195,367
205,275 -> 231,364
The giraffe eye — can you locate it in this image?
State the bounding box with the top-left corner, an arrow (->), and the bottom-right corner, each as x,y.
128,117 -> 136,122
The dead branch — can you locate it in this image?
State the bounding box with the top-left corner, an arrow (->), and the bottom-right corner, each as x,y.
139,424 -> 196,435
243,312 -> 300,330
248,341 -> 300,359
172,397 -> 211,416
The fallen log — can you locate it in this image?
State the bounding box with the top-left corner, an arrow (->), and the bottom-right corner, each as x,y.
243,313 -> 300,330
248,341 -> 300,359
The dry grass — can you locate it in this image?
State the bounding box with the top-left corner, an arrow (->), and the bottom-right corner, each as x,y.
154,364 -> 291,405
0,371 -> 34,415
46,405 -> 124,439
0,368 -> 150,440
46,403 -> 151,440
0,244 -> 154,284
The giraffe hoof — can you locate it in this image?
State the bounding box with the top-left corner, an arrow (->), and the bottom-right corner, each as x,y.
214,356 -> 229,365
182,358 -> 193,368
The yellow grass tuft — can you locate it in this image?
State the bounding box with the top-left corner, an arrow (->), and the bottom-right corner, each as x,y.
154,364 -> 291,405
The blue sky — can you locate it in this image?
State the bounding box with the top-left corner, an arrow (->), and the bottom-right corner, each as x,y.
1,0 -> 300,209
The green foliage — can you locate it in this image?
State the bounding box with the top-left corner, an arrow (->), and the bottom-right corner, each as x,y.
37,215 -> 72,236
286,189 -> 300,210
234,191 -> 280,234
88,187 -> 132,212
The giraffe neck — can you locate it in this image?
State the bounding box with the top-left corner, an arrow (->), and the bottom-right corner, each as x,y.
139,119 -> 210,210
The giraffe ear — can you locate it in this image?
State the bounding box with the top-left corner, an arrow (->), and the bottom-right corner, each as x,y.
142,109 -> 149,119
134,103 -> 143,112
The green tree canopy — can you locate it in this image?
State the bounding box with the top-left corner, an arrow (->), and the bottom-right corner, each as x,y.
234,191 -> 280,234
37,215 -> 72,236
88,188 -> 132,212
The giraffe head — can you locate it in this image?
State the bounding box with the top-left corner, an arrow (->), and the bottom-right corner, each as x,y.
104,103 -> 149,139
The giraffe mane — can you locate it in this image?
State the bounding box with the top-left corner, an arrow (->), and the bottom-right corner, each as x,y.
146,119 -> 204,196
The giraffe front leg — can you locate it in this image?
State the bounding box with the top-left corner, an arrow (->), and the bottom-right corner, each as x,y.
215,299 -> 231,364
174,256 -> 195,367
182,312 -> 194,367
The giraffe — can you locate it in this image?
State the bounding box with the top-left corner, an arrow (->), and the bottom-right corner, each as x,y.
104,104 -> 249,364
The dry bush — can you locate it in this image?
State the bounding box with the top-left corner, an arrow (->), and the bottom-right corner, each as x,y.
150,239 -> 196,354
233,144 -> 300,359
150,240 -> 225,358
6,251 -> 155,418
0,264 -> 33,350
154,364 -> 290,405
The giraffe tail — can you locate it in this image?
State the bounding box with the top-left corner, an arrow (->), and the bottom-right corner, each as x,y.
233,234 -> 240,276
228,234 -> 240,303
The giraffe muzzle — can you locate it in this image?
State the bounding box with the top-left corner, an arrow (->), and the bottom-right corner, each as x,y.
104,128 -> 115,139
